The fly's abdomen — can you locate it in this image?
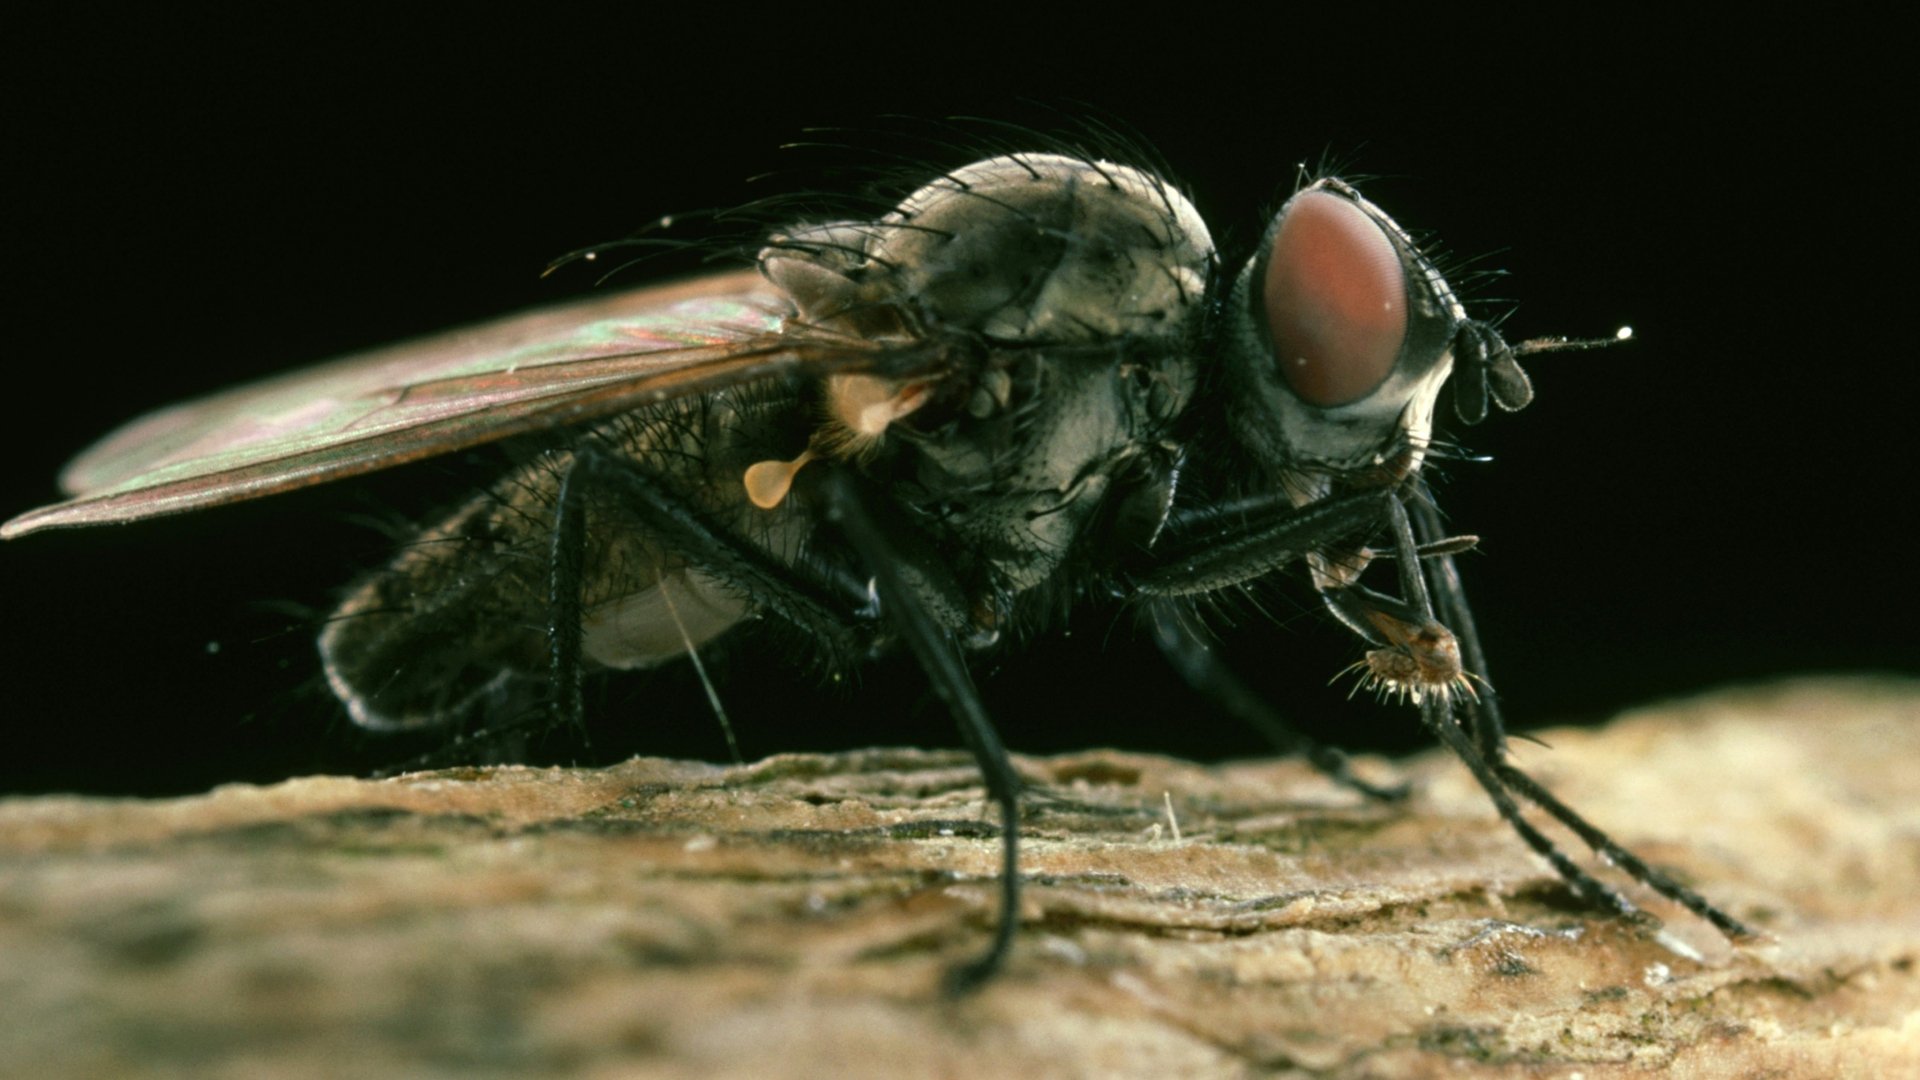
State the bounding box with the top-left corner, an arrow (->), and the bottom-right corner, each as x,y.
319,485 -> 558,731
319,396 -> 795,731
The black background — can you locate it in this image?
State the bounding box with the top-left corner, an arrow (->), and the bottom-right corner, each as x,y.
5,12 -> 1909,795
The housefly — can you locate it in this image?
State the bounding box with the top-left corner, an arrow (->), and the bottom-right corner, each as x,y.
4,147 -> 1757,989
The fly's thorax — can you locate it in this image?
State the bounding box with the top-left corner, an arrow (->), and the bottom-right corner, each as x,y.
1219,178 -> 1469,488
762,153 -> 1215,348
760,153 -> 1213,473
895,342 -> 1189,593
759,154 -> 1216,594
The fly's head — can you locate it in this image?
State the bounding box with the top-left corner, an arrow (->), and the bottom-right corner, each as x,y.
759,154 -> 1218,590
1220,177 -> 1535,504
1201,176 -> 1543,703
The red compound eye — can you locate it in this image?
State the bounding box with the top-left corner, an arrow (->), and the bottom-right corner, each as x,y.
1260,190 -> 1408,407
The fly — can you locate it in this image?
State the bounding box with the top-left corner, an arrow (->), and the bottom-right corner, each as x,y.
3,146 -> 1758,990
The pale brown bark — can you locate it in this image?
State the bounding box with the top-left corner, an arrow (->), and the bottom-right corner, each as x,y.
2,677 -> 1916,1077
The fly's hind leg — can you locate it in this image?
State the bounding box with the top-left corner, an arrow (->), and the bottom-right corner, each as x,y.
548,449 -> 591,736
544,439 -> 874,734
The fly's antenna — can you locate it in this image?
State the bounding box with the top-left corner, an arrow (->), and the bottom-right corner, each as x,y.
1512,325 -> 1635,356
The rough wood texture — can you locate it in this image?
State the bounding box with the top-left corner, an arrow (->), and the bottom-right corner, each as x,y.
2,677 -> 1916,1077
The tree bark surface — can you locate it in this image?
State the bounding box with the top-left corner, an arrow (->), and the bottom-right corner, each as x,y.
2,677 -> 1916,1077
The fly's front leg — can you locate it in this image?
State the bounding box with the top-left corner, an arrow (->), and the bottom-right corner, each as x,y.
1149,602 -> 1409,801
1133,487 -> 1412,800
1310,496 -> 1483,708
1135,486 -> 1476,691
1134,487 -> 1395,597
1357,495 -> 1658,925
1389,493 -> 1763,941
1406,490 -> 1507,759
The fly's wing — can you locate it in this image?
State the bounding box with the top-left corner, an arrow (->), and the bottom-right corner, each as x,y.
4,270 -> 881,539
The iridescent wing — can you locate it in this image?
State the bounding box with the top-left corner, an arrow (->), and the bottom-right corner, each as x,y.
3,270 -> 888,539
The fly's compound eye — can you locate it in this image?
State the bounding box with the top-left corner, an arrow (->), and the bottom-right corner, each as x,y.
1258,189 -> 1408,408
